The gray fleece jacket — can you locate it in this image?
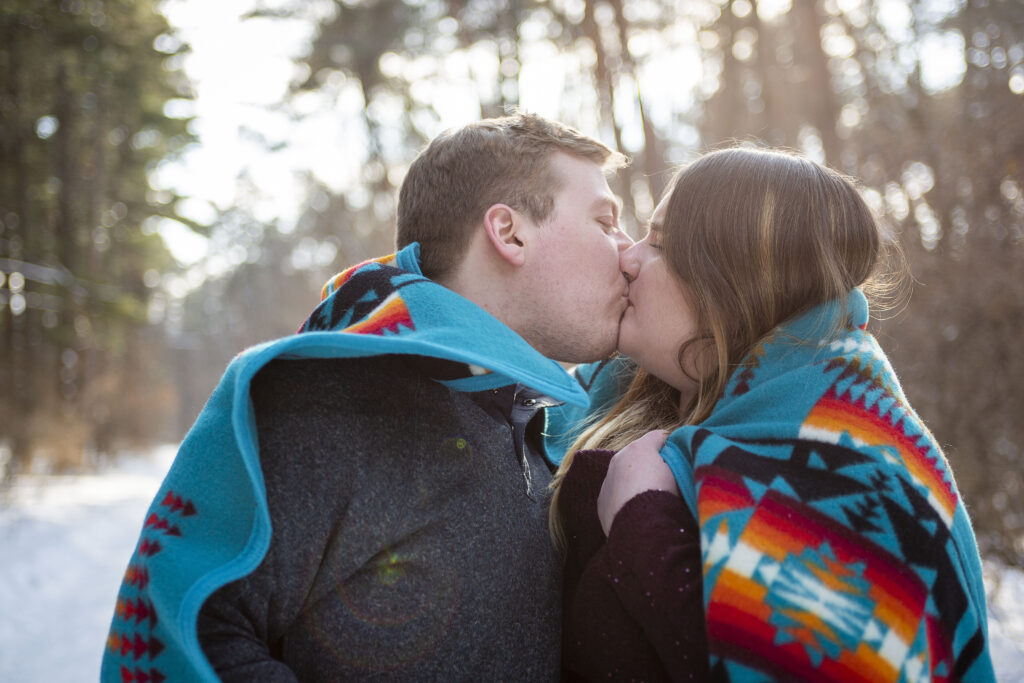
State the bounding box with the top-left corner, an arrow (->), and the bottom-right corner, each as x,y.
197,354 -> 560,681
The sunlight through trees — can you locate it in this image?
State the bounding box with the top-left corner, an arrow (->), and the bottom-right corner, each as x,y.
2,0 -> 1022,561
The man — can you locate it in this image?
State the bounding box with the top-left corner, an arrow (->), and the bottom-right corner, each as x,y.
101,113 -> 631,681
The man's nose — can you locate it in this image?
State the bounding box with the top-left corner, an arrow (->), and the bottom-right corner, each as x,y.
614,229 -> 634,251
619,243 -> 639,281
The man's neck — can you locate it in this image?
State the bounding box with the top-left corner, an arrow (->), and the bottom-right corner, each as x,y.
438,257 -> 518,333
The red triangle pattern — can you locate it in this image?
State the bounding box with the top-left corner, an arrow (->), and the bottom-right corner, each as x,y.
124,565 -> 150,589
115,597 -> 159,627
731,340 -> 767,396
138,538 -> 163,557
109,487 -> 200,677
107,632 -> 166,662
143,512 -> 186,538
159,490 -> 197,516
119,665 -> 166,683
732,367 -> 756,395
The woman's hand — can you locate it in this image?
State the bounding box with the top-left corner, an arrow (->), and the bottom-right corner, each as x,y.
597,429 -> 679,536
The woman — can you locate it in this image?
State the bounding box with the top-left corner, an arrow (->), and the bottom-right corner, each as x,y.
547,147 -> 995,682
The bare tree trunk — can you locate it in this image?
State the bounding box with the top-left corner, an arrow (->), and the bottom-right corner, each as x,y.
582,0 -> 637,226
751,0 -> 785,145
583,1 -> 622,151
703,0 -> 744,145
0,22 -> 25,405
792,0 -> 841,160
608,0 -> 659,218
497,0 -> 523,112
54,57 -> 82,411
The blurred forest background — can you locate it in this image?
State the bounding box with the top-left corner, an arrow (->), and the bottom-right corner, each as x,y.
1,0 -> 1022,563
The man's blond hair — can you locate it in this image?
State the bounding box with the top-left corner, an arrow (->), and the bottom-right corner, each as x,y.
397,112 -> 628,280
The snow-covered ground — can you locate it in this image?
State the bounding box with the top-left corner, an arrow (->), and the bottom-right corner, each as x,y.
0,446 -> 1021,681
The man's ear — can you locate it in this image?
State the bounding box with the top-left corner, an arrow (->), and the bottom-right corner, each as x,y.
481,203 -> 528,267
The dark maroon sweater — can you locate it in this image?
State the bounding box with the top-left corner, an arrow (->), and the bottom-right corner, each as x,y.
558,449 -> 709,682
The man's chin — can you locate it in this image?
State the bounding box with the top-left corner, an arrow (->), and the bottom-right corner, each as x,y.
561,339 -> 618,365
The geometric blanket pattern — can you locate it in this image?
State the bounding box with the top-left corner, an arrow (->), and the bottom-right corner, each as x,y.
683,291 -> 995,681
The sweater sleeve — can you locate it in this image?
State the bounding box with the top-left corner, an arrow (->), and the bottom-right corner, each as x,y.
196,578 -> 300,682
196,358 -> 354,681
604,490 -> 709,681
195,454 -> 326,682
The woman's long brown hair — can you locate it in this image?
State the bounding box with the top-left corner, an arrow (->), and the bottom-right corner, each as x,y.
549,146 -> 904,547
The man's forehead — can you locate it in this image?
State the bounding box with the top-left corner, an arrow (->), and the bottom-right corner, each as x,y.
548,152 -> 623,216
549,151 -> 615,187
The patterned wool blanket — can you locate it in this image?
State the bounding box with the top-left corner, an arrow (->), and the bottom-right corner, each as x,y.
101,243 -> 589,682
546,289 -> 995,682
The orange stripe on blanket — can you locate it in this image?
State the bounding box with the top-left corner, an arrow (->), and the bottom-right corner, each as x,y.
320,251 -> 398,300
699,467 -> 926,646
343,293 -> 414,336
742,500 -> 826,561
708,584 -> 894,683
707,569 -> 772,636
712,495 -> 923,641
696,465 -> 756,519
804,391 -> 957,524
766,493 -> 923,643
826,644 -> 899,683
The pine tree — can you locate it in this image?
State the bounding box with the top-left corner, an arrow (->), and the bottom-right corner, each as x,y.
0,0 -> 196,471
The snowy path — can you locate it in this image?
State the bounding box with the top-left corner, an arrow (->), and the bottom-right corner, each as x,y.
0,446 -> 1021,681
0,447 -> 176,682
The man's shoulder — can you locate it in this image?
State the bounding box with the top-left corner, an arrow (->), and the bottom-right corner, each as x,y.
251,354 -> 432,408
247,355 -> 451,469
247,354 -> 508,449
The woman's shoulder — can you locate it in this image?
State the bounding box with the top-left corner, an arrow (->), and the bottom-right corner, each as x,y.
557,450 -> 614,519
565,449 -> 614,482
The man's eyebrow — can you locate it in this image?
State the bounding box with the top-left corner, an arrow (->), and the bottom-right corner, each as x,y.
593,195 -> 622,219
